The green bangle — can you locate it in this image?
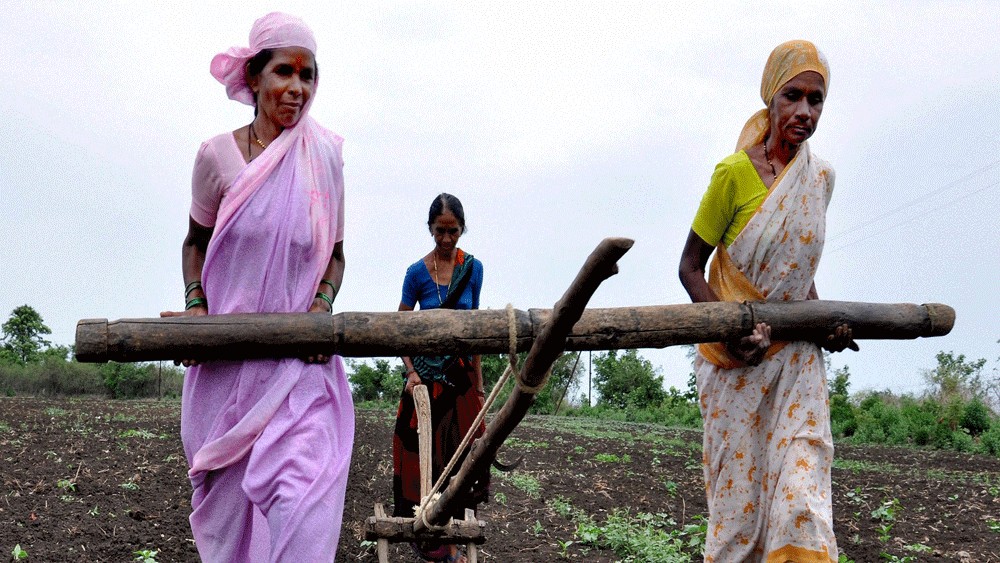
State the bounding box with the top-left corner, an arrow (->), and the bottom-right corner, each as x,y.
315,292 -> 334,311
319,279 -> 338,296
185,297 -> 208,310
184,281 -> 202,298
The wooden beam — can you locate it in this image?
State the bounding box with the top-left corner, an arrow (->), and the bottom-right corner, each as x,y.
75,300 -> 955,363
364,513 -> 486,543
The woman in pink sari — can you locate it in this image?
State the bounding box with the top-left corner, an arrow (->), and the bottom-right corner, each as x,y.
679,41 -> 856,562
160,12 -> 353,562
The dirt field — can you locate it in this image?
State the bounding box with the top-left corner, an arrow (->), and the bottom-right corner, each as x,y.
1,397 -> 998,562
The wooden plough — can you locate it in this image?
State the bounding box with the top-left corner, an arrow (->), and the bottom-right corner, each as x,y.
74,237 -> 955,561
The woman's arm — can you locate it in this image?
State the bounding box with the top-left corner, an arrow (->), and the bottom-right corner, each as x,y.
679,228 -> 771,365
678,229 -> 719,303
310,241 -> 345,313
398,302 -> 422,394
159,217 -> 214,366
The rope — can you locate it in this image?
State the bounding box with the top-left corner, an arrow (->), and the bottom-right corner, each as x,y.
414,304 -> 520,529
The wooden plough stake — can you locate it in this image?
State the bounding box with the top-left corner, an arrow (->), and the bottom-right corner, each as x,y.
73,237 -> 956,560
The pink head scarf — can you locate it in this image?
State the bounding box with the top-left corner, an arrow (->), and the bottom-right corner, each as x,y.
210,12 -> 318,106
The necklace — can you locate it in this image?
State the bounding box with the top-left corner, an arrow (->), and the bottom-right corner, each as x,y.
432,254 -> 444,305
432,251 -> 454,306
763,137 -> 777,179
250,123 -> 267,150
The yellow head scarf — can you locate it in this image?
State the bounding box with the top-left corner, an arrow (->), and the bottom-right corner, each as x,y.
735,40 -> 830,152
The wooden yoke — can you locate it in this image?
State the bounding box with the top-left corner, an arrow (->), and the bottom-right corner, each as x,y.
75,301 -> 955,364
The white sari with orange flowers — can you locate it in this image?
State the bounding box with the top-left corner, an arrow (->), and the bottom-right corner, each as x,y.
695,141 -> 838,563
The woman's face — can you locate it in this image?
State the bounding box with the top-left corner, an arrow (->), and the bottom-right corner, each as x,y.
769,70 -> 826,146
250,46 -> 316,129
430,211 -> 463,253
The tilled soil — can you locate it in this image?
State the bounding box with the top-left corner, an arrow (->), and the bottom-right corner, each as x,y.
1,397 -> 998,562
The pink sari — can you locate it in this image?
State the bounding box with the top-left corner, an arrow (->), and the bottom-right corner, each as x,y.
181,115 -> 354,562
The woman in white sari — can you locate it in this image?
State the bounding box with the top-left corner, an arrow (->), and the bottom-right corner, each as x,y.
679,40 -> 856,563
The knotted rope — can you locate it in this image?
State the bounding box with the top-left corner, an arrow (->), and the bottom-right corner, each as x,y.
415,304 -> 524,529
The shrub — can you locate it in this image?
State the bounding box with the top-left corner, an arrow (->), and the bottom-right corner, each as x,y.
950,429 -> 974,452
960,399 -> 992,436
979,424 -> 1000,457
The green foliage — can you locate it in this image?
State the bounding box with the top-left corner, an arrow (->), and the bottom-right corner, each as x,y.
347,359 -> 403,403
593,349 -> 666,410
562,401 -> 701,428
1,304 -> 52,364
574,509 -> 705,562
829,366 -> 857,438
11,544 -> 28,560
980,424 -> 1000,457
101,362 -> 159,399
480,352 -> 583,415
924,351 -> 987,402
960,398 -> 992,436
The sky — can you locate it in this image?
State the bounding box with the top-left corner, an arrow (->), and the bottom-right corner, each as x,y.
1,1 -> 998,397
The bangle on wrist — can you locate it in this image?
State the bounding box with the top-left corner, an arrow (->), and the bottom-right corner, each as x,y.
319,279 -> 338,297
185,297 -> 207,310
315,292 -> 334,311
184,280 -> 202,299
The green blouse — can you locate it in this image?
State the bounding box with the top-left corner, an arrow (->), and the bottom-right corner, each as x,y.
691,150 -> 769,247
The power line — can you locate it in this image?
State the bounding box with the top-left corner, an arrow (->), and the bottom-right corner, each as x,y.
826,158 -> 1000,244
825,178 -> 999,255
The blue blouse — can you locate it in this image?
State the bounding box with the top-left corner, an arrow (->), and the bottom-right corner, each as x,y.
401,257 -> 483,311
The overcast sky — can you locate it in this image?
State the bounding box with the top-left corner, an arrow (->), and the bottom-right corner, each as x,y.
2,1 -> 998,396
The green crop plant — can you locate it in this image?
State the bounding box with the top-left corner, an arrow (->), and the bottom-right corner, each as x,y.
505,438 -> 549,449
594,453 -> 631,463
871,498 -> 900,522
119,429 -> 156,440
11,544 -> 27,560
508,473 -> 542,499
547,496 -> 574,519
573,509 -> 705,562
557,539 -> 574,558
903,544 -> 931,554
133,549 -> 159,562
664,480 -> 679,497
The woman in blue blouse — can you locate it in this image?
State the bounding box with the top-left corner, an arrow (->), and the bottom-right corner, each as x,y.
393,193 -> 486,563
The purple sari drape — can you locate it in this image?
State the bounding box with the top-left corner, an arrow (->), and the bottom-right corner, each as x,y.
181,116 -> 354,562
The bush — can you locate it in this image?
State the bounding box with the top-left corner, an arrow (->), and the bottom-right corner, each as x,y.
979,424 -> 1000,457
950,429 -> 974,452
101,362 -> 158,399
960,399 -> 992,436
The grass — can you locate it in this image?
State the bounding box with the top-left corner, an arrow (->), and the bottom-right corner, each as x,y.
119,429 -> 157,439
575,509 -> 706,562
546,495 -> 706,562
504,437 -> 549,449
506,473 -> 542,499
594,453 -> 632,463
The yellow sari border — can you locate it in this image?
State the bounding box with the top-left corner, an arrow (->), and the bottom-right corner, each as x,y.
697,244 -> 787,369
